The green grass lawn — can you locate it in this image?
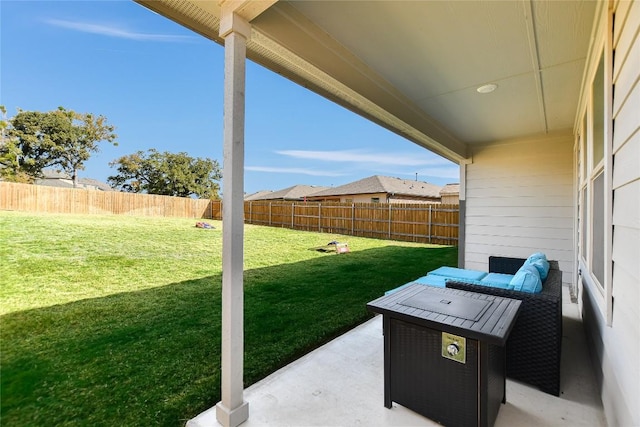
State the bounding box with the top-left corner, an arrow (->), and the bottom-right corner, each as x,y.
0,211 -> 457,426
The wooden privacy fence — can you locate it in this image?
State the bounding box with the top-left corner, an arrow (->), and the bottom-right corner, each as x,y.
244,201 -> 459,245
0,182 -> 217,218
0,183 -> 458,245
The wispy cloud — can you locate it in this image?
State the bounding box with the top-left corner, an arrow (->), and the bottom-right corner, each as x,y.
276,149 -> 451,167
44,18 -> 194,42
246,166 -> 347,177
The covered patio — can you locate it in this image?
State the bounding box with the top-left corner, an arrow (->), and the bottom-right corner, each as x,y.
135,1 -> 639,426
188,287 -> 605,427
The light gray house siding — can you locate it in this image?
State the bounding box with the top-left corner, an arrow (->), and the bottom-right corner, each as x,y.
463,132 -> 575,288
581,2 -> 639,427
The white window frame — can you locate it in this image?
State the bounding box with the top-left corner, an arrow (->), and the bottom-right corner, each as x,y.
577,7 -> 613,326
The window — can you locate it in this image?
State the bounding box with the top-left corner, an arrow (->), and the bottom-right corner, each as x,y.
581,115 -> 588,180
581,186 -> 588,257
371,197 -> 380,203
585,53 -> 606,293
592,57 -> 605,167
592,171 -> 605,285
576,21 -> 613,325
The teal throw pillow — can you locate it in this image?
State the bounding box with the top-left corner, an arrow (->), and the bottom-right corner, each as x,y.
510,264 -> 542,293
525,252 -> 550,280
527,252 -> 547,261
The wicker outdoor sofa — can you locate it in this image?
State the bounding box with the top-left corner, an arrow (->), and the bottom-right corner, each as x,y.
445,256 -> 563,396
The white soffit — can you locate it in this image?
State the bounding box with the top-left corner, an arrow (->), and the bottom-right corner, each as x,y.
136,0 -> 596,153
286,0 -> 596,144
291,1 -> 533,100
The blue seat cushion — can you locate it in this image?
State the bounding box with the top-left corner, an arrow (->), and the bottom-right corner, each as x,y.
384,274 -> 447,295
428,266 -> 487,281
510,264 -> 543,293
414,275 -> 447,287
525,252 -> 550,280
481,273 -> 515,287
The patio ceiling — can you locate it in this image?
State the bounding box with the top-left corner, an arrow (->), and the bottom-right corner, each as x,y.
135,0 -> 597,163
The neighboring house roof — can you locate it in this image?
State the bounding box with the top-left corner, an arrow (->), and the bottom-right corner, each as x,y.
245,190 -> 276,201
77,178 -> 113,192
34,178 -> 75,189
41,170 -> 69,180
36,169 -> 113,192
245,185 -> 330,201
439,183 -> 460,196
307,175 -> 442,199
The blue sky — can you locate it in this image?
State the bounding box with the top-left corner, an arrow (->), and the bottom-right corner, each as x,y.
1,1 -> 458,195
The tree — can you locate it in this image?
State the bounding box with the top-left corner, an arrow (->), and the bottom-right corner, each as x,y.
108,149 -> 222,199
1,109 -> 56,182
0,105 -> 7,138
0,107 -> 117,185
0,106 -> 30,182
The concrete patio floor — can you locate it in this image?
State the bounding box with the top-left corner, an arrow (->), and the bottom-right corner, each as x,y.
188,287 -> 606,427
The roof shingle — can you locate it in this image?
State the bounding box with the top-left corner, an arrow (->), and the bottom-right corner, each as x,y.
308,175 -> 441,198
245,185 -> 329,201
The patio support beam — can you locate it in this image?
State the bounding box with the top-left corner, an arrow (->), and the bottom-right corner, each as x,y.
458,158 -> 471,268
215,10 -> 250,427
216,3 -> 277,427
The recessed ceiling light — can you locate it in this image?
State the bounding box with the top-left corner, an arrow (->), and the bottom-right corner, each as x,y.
477,83 -> 498,94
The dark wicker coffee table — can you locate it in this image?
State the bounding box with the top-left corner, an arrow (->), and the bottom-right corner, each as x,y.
367,284 -> 521,427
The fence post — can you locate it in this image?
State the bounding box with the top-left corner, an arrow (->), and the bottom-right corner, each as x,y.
291,202 -> 295,228
269,202 -> 272,226
428,205 -> 432,244
351,203 -> 355,235
318,203 -> 322,233
388,203 -> 392,239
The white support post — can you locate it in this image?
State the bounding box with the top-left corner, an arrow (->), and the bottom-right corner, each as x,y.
216,12 -> 251,427
458,158 -> 471,268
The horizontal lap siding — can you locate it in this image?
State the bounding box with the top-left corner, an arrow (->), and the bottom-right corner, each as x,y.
464,133 -> 574,286
612,131 -> 639,188
466,215 -> 573,229
604,1 -> 640,425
